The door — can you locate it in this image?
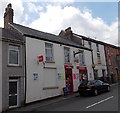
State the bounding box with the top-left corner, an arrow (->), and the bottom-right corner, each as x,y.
102,70 -> 105,82
65,69 -> 73,93
9,79 -> 19,108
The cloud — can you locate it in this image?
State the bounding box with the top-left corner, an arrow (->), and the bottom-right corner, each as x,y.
0,1 -> 118,46
28,4 -> 118,45
0,0 -> 24,27
29,0 -> 75,3
28,2 -> 43,13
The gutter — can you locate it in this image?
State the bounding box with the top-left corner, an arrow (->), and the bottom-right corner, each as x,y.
24,34 -> 92,51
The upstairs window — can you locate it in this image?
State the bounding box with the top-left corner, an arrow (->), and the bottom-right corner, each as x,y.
8,45 -> 19,66
88,41 -> 92,49
64,47 -> 70,63
96,43 -> 100,52
45,43 -> 54,62
97,52 -> 101,64
79,51 -> 85,66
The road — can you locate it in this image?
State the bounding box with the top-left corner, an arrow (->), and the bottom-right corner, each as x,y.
32,84 -> 119,111
6,84 -> 119,113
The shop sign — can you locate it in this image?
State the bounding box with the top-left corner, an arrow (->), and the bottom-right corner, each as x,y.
38,55 -> 44,62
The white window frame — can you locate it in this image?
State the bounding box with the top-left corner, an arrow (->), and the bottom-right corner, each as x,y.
8,45 -> 20,66
45,43 -> 54,62
79,50 -> 85,66
64,47 -> 70,63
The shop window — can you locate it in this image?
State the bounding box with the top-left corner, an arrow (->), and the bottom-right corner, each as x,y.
94,69 -> 98,79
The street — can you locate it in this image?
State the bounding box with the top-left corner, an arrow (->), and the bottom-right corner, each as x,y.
33,84 -> 118,111
7,83 -> 119,112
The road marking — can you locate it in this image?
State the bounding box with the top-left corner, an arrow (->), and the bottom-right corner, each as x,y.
86,96 -> 114,109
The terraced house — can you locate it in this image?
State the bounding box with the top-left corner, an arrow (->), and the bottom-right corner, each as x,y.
59,27 -> 120,83
0,4 -> 25,112
0,4 -> 93,112
0,3 -> 119,113
104,44 -> 120,82
59,27 -> 108,81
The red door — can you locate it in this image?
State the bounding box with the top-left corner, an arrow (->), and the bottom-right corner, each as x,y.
65,68 -> 73,93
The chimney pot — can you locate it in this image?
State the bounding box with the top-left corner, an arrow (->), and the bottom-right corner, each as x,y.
4,3 -> 14,29
8,3 -> 12,8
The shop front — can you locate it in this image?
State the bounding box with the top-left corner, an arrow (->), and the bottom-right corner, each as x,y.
77,66 -> 88,82
64,65 -> 74,94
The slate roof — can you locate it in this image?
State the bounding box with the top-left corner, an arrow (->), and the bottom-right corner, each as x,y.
10,23 -> 91,51
1,27 -> 24,42
73,33 -> 119,49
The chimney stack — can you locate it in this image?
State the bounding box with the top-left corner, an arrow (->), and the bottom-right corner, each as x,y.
4,3 -> 14,29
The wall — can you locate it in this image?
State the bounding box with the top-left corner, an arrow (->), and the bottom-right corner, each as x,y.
105,46 -> 120,81
2,41 -> 25,111
84,50 -> 94,80
26,37 -> 92,103
26,37 -> 64,103
0,29 -> 2,113
84,40 -> 107,78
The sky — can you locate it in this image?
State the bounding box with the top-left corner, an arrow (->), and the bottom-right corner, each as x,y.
0,0 -> 119,46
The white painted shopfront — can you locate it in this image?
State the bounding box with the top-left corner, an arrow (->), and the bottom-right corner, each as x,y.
25,36 -> 93,103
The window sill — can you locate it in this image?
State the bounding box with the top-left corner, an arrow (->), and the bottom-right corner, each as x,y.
44,66 -> 57,69
45,61 -> 55,63
43,86 -> 59,90
7,64 -> 22,67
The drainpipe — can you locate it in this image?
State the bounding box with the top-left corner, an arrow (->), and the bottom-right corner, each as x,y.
91,50 -> 95,80
24,36 -> 27,105
104,46 -> 110,83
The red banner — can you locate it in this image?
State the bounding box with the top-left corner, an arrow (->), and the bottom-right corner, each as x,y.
64,65 -> 73,69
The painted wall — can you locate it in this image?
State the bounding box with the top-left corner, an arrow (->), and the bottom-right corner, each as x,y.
0,29 -> 2,113
84,40 -> 107,78
84,50 -> 94,80
2,41 -> 25,111
26,37 -> 64,103
26,37 -> 93,103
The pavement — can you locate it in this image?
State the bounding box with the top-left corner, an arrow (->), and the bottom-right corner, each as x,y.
6,92 -> 78,112
4,82 -> 119,112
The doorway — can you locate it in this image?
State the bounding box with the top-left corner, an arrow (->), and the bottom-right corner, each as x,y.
9,79 -> 19,108
65,68 -> 73,93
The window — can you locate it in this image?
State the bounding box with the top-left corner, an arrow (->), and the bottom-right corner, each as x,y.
79,51 -> 85,65
45,43 -> 54,62
96,44 -> 100,52
96,44 -> 101,64
97,80 -> 103,85
94,69 -> 98,79
108,57 -> 112,65
97,52 -> 101,64
64,47 -> 70,63
88,41 -> 92,49
8,45 -> 19,66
